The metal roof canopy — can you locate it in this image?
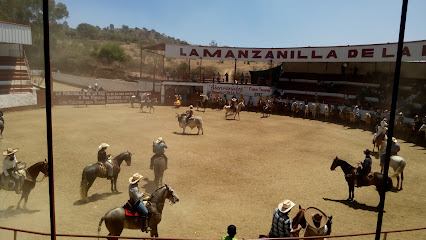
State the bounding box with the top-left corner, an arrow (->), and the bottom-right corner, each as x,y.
0,21 -> 32,45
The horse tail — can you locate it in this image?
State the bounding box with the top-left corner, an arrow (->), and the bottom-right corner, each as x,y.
80,169 -> 88,200
389,160 -> 406,179
98,215 -> 106,233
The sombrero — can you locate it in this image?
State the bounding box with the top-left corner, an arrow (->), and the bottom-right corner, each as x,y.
392,137 -> 398,143
364,149 -> 371,155
305,207 -> 328,229
189,105 -> 193,108
3,148 -> 19,156
277,200 -> 295,213
156,137 -> 165,143
129,173 -> 143,184
99,143 -> 110,149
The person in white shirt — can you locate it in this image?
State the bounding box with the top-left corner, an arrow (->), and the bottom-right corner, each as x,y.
3,148 -> 20,192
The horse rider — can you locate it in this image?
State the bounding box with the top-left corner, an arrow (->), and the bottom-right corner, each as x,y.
2,148 -> 21,193
186,105 -> 194,123
268,199 -> 301,238
304,207 -> 329,239
356,149 -> 373,186
230,95 -> 237,110
98,143 -> 113,180
128,173 -> 152,233
353,105 -> 360,120
380,137 -> 401,163
374,117 -> 388,143
150,137 -> 168,170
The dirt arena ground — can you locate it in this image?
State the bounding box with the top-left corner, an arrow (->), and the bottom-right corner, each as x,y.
0,103 -> 425,240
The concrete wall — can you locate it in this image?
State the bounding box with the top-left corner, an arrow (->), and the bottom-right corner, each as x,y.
0,91 -> 37,108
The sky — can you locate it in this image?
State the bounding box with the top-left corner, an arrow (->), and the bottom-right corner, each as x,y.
58,0 -> 426,48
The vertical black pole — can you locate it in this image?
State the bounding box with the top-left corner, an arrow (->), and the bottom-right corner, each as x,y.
375,0 -> 408,239
42,1 -> 56,240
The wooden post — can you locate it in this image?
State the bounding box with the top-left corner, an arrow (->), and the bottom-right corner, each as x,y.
234,59 -> 237,83
188,59 -> 191,81
140,46 -> 143,79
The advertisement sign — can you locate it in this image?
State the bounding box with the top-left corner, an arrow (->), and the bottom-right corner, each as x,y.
53,91 -> 141,105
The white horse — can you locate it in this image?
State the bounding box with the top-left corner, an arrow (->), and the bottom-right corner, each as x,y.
324,105 -> 329,120
379,140 -> 406,190
303,104 -> 309,119
311,103 -> 318,119
224,101 -> 245,120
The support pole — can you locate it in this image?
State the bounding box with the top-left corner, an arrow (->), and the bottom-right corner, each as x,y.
234,59 -> 237,83
375,1 -> 408,240
200,58 -> 202,82
188,59 -> 191,81
140,46 -> 143,79
42,0 -> 56,240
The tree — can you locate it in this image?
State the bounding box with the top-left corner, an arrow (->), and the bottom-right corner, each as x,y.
77,23 -> 99,39
209,40 -> 218,47
109,24 -> 114,30
96,43 -> 129,63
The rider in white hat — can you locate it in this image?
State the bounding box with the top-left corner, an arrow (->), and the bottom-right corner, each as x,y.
269,199 -> 300,238
98,143 -> 113,180
128,173 -> 151,233
2,148 -> 20,193
151,137 -> 168,170
186,105 -> 194,123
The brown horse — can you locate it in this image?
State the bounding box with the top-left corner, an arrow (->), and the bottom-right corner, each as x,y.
0,160 -> 49,209
98,184 -> 179,239
373,133 -> 386,153
330,157 -> 393,203
80,152 -> 132,201
259,205 -> 307,238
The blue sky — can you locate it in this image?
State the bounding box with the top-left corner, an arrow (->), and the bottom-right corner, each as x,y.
59,0 -> 426,48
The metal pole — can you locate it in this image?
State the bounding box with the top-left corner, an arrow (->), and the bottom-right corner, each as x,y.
375,1 -> 408,240
42,0 -> 56,240
140,45 -> 143,79
234,59 -> 237,83
188,59 -> 191,81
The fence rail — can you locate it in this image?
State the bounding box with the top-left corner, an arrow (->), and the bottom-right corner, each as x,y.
1,225 -> 426,240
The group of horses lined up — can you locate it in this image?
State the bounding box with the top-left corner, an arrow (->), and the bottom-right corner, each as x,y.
130,93 -> 158,113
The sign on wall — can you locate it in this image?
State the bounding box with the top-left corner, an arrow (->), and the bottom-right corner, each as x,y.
165,41 -> 426,62
53,91 -> 143,105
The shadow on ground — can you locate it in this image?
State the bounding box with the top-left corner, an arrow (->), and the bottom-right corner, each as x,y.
323,197 -> 381,212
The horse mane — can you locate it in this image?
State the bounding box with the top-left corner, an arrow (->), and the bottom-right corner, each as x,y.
336,158 -> 354,171
149,185 -> 167,201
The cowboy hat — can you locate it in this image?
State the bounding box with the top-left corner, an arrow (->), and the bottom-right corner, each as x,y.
277,200 -> 295,213
129,173 -> 143,184
305,207 -> 328,229
156,137 -> 165,143
189,105 -> 193,108
392,137 -> 398,143
3,148 -> 18,156
364,149 -> 371,155
399,112 -> 403,115
98,143 -> 110,149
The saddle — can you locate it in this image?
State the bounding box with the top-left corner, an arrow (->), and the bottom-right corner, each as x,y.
97,160 -> 115,178
0,172 -> 25,192
123,200 -> 153,219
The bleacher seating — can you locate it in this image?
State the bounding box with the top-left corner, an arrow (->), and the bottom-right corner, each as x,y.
0,56 -> 32,94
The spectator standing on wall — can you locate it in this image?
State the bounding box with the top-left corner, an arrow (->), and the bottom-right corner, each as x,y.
222,225 -> 237,240
225,73 -> 229,83
217,72 -> 220,82
241,72 -> 245,85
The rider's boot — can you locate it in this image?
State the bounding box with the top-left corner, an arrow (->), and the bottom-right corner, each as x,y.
141,217 -> 152,233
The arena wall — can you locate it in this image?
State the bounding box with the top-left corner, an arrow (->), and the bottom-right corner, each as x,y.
0,91 -> 37,108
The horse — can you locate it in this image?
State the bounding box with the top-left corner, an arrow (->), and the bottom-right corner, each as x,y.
98,184 -> 179,238
365,112 -> 372,129
259,205 -> 307,238
80,151 -> 132,202
197,94 -> 209,112
311,103 -> 318,119
0,160 -> 48,209
291,102 -> 298,118
153,156 -> 166,188
330,157 -> 393,203
0,117 -> 4,138
324,105 -> 329,121
378,142 -> 406,191
419,124 -> 426,145
372,133 -> 386,153
262,101 -> 272,118
140,98 -> 157,113
130,94 -> 141,108
224,101 -> 245,120
176,113 -> 203,135
303,104 -> 309,119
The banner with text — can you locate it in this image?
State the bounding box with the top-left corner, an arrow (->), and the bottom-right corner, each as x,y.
53,91 -> 142,105
165,41 -> 426,62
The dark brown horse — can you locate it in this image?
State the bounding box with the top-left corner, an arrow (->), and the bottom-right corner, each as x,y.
98,184 -> 179,239
330,157 -> 393,202
259,205 -> 307,238
80,151 -> 132,201
0,160 -> 48,209
153,156 -> 166,188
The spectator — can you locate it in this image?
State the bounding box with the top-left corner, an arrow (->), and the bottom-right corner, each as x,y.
304,207 -> 329,240
217,72 -> 220,82
269,200 -> 300,238
222,225 -> 237,240
225,73 -> 229,83
241,72 -> 245,84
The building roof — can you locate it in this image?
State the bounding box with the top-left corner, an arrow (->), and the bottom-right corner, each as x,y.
0,21 -> 32,45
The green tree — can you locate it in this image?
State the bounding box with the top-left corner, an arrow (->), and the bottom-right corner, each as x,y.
96,43 -> 129,63
77,23 -> 99,39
